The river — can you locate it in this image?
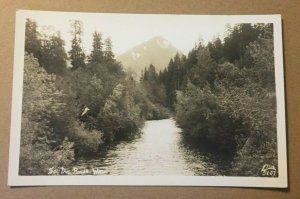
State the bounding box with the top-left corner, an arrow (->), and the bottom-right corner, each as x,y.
70,118 -> 230,176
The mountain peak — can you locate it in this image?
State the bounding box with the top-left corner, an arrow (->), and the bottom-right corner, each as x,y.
146,36 -> 171,48
148,35 -> 167,41
116,36 -> 180,79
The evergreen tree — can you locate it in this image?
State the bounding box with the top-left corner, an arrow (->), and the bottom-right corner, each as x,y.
173,53 -> 182,90
103,37 -> 115,63
89,31 -> 104,64
207,37 -> 224,63
158,53 -> 187,109
165,58 -> 177,108
223,24 -> 260,63
140,69 -> 144,82
25,19 -> 42,62
69,20 -> 85,69
143,64 -> 157,83
188,43 -> 217,87
140,64 -> 169,119
40,32 -> 67,75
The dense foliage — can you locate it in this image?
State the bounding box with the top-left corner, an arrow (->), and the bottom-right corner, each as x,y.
21,19 -> 277,177
20,54 -> 74,175
20,19 -> 145,174
168,24 -> 276,176
139,64 -> 170,119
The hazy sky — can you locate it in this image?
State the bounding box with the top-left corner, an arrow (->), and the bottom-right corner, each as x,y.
24,12 -> 274,55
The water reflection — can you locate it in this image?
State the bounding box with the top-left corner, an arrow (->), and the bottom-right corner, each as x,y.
69,118 -> 232,176
179,136 -> 233,176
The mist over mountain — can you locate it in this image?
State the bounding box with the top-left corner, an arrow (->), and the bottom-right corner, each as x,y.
116,36 -> 180,78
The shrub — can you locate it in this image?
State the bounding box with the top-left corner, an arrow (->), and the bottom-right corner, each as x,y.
97,83 -> 143,142
19,54 -> 75,175
70,122 -> 104,155
175,82 -> 249,152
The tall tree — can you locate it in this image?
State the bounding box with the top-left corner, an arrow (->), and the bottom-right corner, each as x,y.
103,37 -> 115,63
173,53 -> 182,90
25,19 -> 42,61
246,24 -> 275,89
69,20 -> 85,69
165,58 -> 177,108
89,31 -> 104,64
143,64 -> 157,83
40,32 -> 67,75
188,43 -> 217,87
223,24 -> 260,63
207,37 -> 224,63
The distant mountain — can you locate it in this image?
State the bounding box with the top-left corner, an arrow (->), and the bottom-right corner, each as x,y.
116,36 -> 180,79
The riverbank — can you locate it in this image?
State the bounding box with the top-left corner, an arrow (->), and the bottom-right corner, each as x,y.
56,119 -> 230,176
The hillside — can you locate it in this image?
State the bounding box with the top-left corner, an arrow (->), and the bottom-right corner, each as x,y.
116,36 -> 180,78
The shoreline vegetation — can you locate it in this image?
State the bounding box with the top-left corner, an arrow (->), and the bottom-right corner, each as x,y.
20,19 -> 277,177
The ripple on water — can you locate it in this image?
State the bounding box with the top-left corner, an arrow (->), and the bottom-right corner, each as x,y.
68,118 -> 228,176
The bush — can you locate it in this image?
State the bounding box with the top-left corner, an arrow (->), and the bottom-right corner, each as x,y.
218,82 -> 277,176
19,54 -> 75,175
19,137 -> 74,175
175,82 -> 248,152
97,83 -> 143,142
70,122 -> 103,155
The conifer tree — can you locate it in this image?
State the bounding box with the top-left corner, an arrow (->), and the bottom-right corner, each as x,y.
103,37 -> 115,63
69,20 -> 85,69
25,19 -> 42,62
40,32 -> 67,75
89,31 -> 104,64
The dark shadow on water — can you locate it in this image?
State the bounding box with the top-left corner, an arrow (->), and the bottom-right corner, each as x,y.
179,135 -> 235,176
72,132 -> 143,170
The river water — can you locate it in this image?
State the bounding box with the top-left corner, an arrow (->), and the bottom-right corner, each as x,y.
70,118 -> 230,176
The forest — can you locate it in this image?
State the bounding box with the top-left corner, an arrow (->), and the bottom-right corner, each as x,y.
20,19 -> 276,177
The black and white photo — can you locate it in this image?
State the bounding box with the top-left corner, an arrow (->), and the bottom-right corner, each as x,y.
8,10 -> 287,187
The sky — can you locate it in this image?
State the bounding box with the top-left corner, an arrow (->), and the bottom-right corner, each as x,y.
23,12 -> 274,56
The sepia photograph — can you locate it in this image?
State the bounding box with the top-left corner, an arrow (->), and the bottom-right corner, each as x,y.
8,10 -> 287,187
